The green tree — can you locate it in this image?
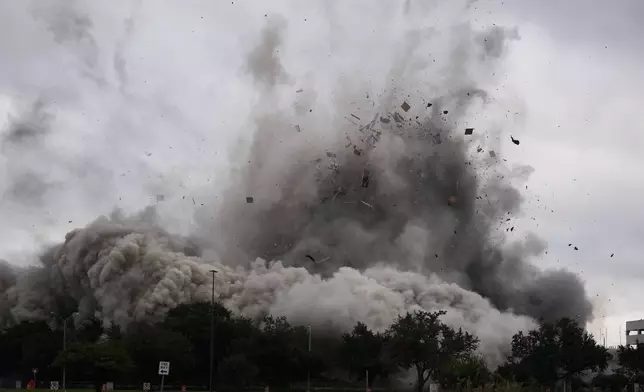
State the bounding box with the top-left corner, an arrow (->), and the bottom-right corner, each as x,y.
504,318 -> 609,388
124,322 -> 194,383
252,316 -> 313,387
437,354 -> 491,389
617,343 -> 644,383
339,322 -> 391,387
386,310 -> 479,392
52,341 -> 133,392
0,321 -> 62,383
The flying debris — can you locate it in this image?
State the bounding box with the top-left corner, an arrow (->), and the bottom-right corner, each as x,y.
511,136 -> 520,145
465,128 -> 474,135
401,101 -> 411,112
246,197 -> 254,204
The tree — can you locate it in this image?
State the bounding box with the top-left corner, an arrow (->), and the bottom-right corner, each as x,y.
52,341 -> 133,392
437,354 -> 491,389
505,317 -> 609,388
124,322 -> 194,383
617,343 -> 644,383
339,322 -> 391,387
386,310 -> 479,392
0,321 -> 62,383
252,316 -> 312,387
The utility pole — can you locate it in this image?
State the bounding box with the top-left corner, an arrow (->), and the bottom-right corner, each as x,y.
52,312 -> 78,392
209,270 -> 217,392
307,325 -> 312,392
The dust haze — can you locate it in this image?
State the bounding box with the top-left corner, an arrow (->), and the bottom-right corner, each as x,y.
0,0 -> 592,365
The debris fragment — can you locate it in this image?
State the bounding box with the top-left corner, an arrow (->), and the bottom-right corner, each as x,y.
610,253 -> 614,257
465,128 -> 474,135
489,150 -> 496,158
443,110 -> 449,115
392,112 -> 404,123
401,101 -> 411,112
379,116 -> 390,124
427,103 -> 433,108
477,146 -> 483,153
351,113 -> 361,121
156,194 -> 165,202
294,124 -> 301,132
296,89 -> 303,93
510,136 -> 520,145
360,200 -> 374,209
305,254 -> 316,262
326,151 -> 336,158
361,170 -> 371,188
447,196 -> 457,206
246,197 -> 254,203
574,246 -> 578,250
353,146 -> 363,156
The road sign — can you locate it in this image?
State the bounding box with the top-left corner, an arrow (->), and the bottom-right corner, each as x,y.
143,383 -> 151,391
158,361 -> 170,376
50,381 -> 59,391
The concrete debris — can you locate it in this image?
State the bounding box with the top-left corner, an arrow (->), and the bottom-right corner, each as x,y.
465,128 -> 474,135
392,112 -> 404,123
246,197 -> 254,204
489,150 -> 496,158
477,146 -> 483,153
361,170 -> 371,188
379,116 -> 390,124
511,136 -> 520,145
353,146 -> 363,156
401,101 -> 411,112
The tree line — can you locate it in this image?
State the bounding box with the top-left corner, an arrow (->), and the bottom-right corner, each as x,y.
0,302 -> 640,392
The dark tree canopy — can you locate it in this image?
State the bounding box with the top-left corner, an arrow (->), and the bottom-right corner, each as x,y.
386,310 -> 479,392
617,343 -> 644,383
339,322 -> 391,387
504,317 -> 609,387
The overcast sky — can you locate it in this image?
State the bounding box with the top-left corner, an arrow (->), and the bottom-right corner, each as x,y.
0,0 -> 642,346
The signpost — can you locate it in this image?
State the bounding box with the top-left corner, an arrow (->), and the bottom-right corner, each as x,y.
32,368 -> 38,389
158,361 -> 170,392
50,381 -> 59,391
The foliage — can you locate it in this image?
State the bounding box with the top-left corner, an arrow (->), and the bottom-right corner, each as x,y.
386,310 -> 479,392
617,343 -> 644,382
504,317 -> 609,387
52,341 -> 133,392
339,322 -> 391,386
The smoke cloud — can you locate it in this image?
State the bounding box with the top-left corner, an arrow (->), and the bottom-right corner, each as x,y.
0,0 -> 592,365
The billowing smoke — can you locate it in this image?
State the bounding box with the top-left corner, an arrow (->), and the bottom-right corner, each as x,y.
0,0 -> 592,365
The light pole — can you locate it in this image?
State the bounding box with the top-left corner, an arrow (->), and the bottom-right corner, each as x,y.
307,325 -> 312,392
209,270 -> 217,392
51,312 -> 79,392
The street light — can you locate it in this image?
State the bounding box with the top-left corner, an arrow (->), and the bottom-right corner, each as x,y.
307,325 -> 312,392
209,270 -> 217,392
51,312 -> 79,392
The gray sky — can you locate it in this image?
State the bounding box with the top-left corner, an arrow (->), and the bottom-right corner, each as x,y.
0,0 -> 642,346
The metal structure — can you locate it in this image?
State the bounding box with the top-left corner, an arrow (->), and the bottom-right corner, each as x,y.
209,270 -> 217,392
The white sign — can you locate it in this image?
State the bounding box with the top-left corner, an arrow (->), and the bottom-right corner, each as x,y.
143,383 -> 151,391
106,382 -> 114,391
158,361 -> 170,376
15,381 -> 22,389
50,381 -> 59,391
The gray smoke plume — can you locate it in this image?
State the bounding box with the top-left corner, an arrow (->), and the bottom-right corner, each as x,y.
0,0 -> 592,365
